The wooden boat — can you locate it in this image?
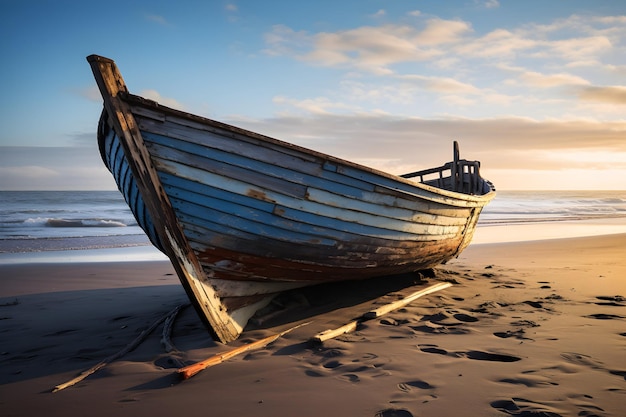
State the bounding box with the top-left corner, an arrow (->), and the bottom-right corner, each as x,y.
87,55 -> 496,343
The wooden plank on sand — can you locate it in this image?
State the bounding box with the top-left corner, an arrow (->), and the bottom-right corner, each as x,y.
178,321 -> 310,380
311,281 -> 452,343
363,282 -> 452,319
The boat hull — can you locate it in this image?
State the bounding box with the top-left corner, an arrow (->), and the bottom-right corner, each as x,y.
89,55 -> 495,342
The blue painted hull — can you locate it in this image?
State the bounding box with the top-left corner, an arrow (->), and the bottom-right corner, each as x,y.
100,104 -> 493,281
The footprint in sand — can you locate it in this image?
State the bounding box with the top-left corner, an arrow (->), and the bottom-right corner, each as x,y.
523,300 -> 544,309
420,312 -> 452,324
304,369 -> 325,377
340,373 -> 360,383
584,313 -> 625,320
491,279 -> 525,289
411,322 -> 471,335
493,329 -> 532,341
320,348 -> 345,358
304,351 -> 384,381
420,310 -> 479,325
594,295 -> 626,306
375,408 -> 413,417
397,379 -> 435,392
43,328 -> 78,337
154,355 -> 185,369
323,360 -> 342,369
510,319 -> 540,328
498,375 -> 558,387
418,344 -> 521,362
458,351 -> 521,362
491,397 -> 564,417
453,313 -> 478,322
609,370 -> 626,381
560,352 -> 604,370
418,344 -> 448,355
472,300 -> 509,314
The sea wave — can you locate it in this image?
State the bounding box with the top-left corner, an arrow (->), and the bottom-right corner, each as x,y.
23,217 -> 129,228
479,213 -> 626,226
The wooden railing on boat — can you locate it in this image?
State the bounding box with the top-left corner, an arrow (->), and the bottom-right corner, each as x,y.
401,141 -> 485,195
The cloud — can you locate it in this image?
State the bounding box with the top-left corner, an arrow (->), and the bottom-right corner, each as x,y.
140,89 -> 186,110
303,25 -> 442,70
224,2 -> 239,22
593,15 -> 626,24
341,80 -> 417,105
273,96 -> 356,114
272,74 -> 484,116
483,0 -> 500,8
0,147 -> 116,190
76,85 -> 102,102
606,64 -> 626,75
397,74 -> 480,94
257,11 -> 626,137
0,165 -> 59,180
263,13 -> 621,76
415,18 -> 472,45
518,71 -> 590,88
224,112 -> 626,190
498,64 -> 591,88
577,85 -> 626,104
454,29 -> 536,57
537,36 -> 613,60
263,19 -> 471,73
262,24 -> 311,57
146,14 -> 170,26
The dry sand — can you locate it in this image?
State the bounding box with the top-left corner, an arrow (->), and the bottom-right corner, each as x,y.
1,234 -> 625,417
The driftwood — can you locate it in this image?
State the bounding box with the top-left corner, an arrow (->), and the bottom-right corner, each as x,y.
52,303 -> 187,393
311,282 -> 452,343
311,320 -> 359,343
160,303 -> 189,368
161,303 -> 189,352
363,282 -> 452,318
178,321 -> 310,380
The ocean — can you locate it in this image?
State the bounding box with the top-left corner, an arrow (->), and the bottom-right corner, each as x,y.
1,190 -> 625,260
0,191 -> 151,254
478,190 -> 626,224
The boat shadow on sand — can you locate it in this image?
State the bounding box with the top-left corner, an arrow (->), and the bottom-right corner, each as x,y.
249,269 -> 439,330
0,269 -> 444,389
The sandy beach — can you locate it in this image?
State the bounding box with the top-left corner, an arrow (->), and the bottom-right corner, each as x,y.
1,233 -> 625,417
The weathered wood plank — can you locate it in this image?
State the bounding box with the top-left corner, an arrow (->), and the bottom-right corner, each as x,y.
151,156 -> 464,237
363,282 -> 453,319
311,282 -> 453,343
88,55 -> 245,343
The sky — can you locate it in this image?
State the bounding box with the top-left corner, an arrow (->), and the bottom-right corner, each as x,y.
1,0 -> 625,191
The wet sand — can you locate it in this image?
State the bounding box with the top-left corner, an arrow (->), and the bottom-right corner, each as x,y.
1,234 -> 625,416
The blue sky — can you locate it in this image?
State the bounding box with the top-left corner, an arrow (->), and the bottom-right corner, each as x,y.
1,0 -> 625,190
